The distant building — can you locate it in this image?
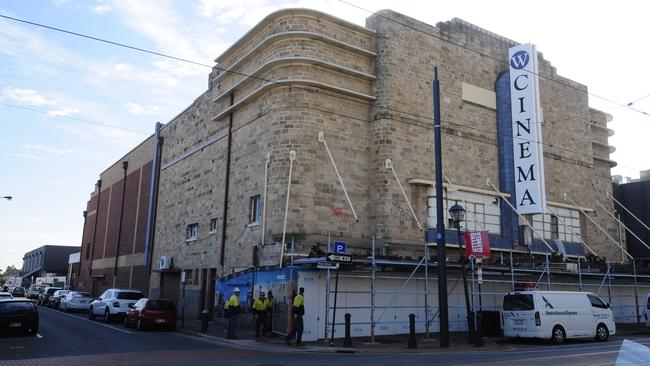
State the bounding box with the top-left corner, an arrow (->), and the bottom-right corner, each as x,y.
20,245 -> 80,286
613,174 -> 650,261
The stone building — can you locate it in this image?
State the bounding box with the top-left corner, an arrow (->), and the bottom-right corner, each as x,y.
80,8 -> 631,332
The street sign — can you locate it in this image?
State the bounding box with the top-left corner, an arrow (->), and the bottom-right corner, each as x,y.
327,253 -> 352,263
464,231 -> 491,259
334,241 -> 347,254
317,262 -> 340,270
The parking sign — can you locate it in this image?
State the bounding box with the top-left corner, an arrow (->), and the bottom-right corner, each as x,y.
334,241 -> 346,254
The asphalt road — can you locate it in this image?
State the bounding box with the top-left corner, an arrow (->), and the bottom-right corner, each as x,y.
2,305 -> 650,365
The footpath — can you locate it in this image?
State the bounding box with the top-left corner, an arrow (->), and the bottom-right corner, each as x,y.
175,318 -> 649,354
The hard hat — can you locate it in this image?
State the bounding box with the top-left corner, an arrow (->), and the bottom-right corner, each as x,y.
233,287 -> 240,293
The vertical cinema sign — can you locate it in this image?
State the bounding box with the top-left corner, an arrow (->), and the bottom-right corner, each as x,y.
509,43 -> 546,214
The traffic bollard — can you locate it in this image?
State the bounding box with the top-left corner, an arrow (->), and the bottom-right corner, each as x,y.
343,313 -> 352,347
475,311 -> 484,347
201,309 -> 210,333
408,313 -> 417,349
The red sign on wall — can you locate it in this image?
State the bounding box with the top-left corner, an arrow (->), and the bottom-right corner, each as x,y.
464,231 -> 491,259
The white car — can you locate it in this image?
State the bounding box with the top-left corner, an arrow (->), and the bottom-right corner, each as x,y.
502,291 -> 616,344
89,289 -> 144,322
0,292 -> 13,300
60,291 -> 93,312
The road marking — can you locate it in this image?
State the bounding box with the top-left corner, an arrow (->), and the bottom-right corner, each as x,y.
36,333 -> 43,338
39,305 -> 133,334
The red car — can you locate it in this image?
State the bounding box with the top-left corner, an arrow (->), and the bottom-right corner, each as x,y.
124,298 -> 176,331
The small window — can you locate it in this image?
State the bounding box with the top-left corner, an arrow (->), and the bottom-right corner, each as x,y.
209,218 -> 217,234
249,195 -> 261,224
186,223 -> 198,241
550,215 -> 559,240
184,269 -> 193,284
588,294 -> 608,309
503,294 -> 534,311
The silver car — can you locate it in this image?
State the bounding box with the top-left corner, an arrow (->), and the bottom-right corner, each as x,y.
60,291 -> 93,312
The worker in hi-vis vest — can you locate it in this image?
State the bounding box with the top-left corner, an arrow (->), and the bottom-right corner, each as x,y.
252,291 -> 268,341
286,287 -> 305,346
224,287 -> 241,339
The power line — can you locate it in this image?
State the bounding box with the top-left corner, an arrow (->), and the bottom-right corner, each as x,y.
0,102 -> 150,135
336,0 -> 650,118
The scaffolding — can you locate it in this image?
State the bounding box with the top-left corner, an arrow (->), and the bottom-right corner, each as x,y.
316,243 -> 650,343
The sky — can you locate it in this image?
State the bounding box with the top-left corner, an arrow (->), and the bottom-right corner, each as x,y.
1,0 -> 649,271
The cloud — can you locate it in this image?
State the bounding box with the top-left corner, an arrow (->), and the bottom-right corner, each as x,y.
92,3 -> 113,14
24,144 -> 77,155
47,108 -> 80,117
9,153 -> 45,162
124,102 -> 163,115
1,87 -> 54,106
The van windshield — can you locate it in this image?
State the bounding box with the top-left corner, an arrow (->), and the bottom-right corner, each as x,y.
503,294 -> 534,311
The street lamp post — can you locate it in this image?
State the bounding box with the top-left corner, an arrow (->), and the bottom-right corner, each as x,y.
448,202 -> 476,344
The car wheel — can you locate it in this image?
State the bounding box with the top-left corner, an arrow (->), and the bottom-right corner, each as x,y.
104,309 -> 111,323
551,325 -> 566,345
595,323 -> 609,342
89,306 -> 95,320
136,318 -> 144,331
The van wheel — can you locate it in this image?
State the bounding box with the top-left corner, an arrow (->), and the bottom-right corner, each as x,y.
551,325 -> 566,345
595,324 -> 609,342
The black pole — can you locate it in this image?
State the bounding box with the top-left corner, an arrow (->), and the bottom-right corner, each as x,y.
343,313 -> 352,347
434,66 -> 449,348
457,225 -> 475,344
408,313 -> 417,349
476,266 -> 484,347
330,268 -> 339,345
182,281 -> 186,329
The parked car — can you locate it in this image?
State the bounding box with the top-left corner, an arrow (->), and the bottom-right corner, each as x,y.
47,290 -> 70,309
89,289 -> 144,322
26,284 -> 44,300
124,298 -> 177,331
37,287 -> 62,306
9,287 -> 25,298
0,299 -> 39,335
60,291 -> 93,312
0,292 -> 14,300
502,291 -> 615,344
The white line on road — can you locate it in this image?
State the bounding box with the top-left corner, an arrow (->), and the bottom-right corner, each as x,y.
39,305 -> 133,335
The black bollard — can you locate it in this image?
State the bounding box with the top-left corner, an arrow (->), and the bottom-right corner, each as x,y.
408,313 -> 417,349
343,313 -> 352,347
475,311 -> 484,347
200,309 -> 210,333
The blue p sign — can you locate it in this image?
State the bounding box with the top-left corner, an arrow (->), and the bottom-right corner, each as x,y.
334,241 -> 346,254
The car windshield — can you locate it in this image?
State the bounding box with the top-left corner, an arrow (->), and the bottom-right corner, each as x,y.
503,294 -> 534,311
0,302 -> 35,314
116,291 -> 143,300
74,292 -> 91,298
0,294 -> 12,299
148,300 -> 175,311
46,288 -> 60,295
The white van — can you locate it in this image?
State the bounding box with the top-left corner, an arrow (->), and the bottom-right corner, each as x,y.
502,291 -> 615,344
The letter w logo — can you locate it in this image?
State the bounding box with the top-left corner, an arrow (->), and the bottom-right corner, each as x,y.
510,50 -> 530,70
